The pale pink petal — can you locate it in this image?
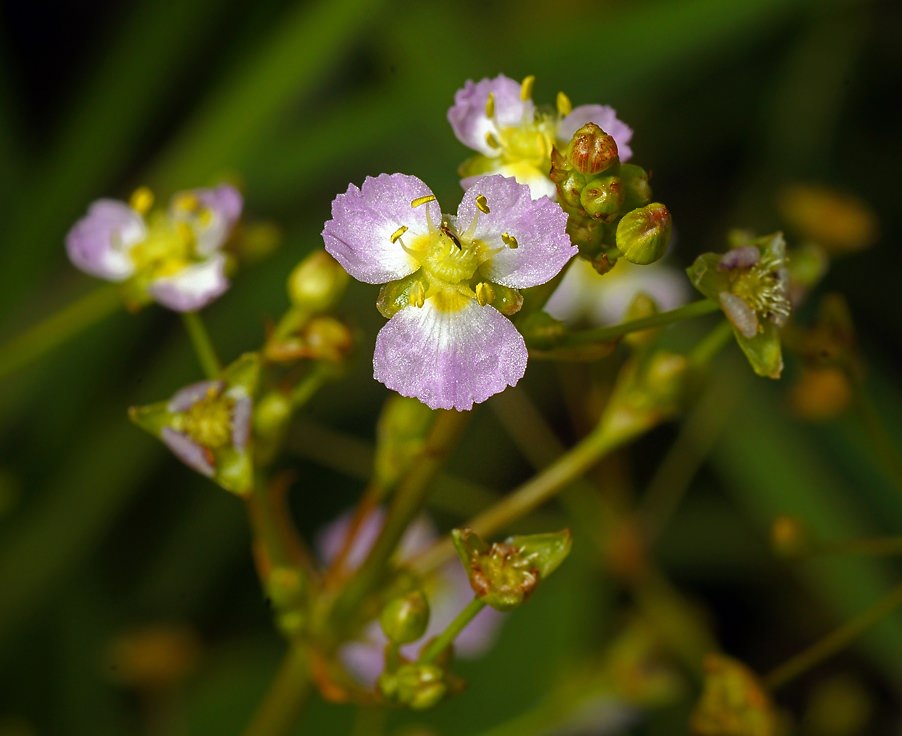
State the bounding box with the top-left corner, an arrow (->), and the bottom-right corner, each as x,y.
373,299 -> 527,411
170,185 -> 243,257
322,174 -> 440,284
448,75 -> 534,156
230,395 -> 252,450
65,199 -> 146,281
197,184 -> 243,227
168,380 -> 222,412
150,254 -> 229,312
461,164 -> 558,201
161,428 -> 214,477
558,104 -> 633,162
456,176 -> 575,289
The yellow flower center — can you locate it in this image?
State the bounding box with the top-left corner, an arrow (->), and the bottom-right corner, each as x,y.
174,391 -> 235,449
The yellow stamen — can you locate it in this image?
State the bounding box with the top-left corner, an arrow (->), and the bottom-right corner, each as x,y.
485,92 -> 495,118
129,187 -> 154,215
174,192 -> 200,213
520,75 -> 535,102
197,208 -> 214,228
475,194 -> 490,214
501,232 -> 519,249
475,282 -> 495,306
390,225 -> 409,243
556,91 -> 572,117
411,195 -> 437,209
411,280 -> 426,308
485,132 -> 501,149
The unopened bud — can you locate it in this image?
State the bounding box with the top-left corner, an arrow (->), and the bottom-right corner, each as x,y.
616,203 -> 672,265
567,123 -> 619,175
288,251 -> 349,311
375,396 -> 435,491
380,591 -> 430,645
580,176 -> 624,222
302,316 -> 353,362
254,391 -> 293,440
619,164 -> 653,210
379,663 -> 447,710
451,528 -> 572,611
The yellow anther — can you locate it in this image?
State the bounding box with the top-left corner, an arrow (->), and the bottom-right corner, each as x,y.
556,91 -> 572,117
475,194 -> 490,214
485,132 -> 501,149
411,280 -> 426,308
520,75 -> 535,102
175,221 -> 196,246
485,92 -> 495,118
129,187 -> 154,215
501,232 -> 519,249
410,194 -> 437,208
197,208 -> 214,228
475,282 -> 495,306
390,225 -> 409,243
174,192 -> 200,213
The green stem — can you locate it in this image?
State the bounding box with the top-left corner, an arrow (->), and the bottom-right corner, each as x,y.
764,582 -> 902,690
241,644 -> 310,736
329,410 -> 469,625
412,419 -> 633,577
689,319 -> 733,366
0,285 -> 121,381
181,311 -> 221,378
806,536 -> 902,559
544,299 -> 719,349
290,363 -> 333,409
418,597 -> 486,664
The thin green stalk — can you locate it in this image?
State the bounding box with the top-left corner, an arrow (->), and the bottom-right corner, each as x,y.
181,311 -> 221,378
242,644 -> 310,736
329,410 -> 470,625
418,598 -> 486,664
806,536 -> 902,559
290,363 -> 333,409
412,420 -> 630,577
689,319 -> 733,366
549,299 -> 719,349
0,285 -> 120,381
764,582 -> 902,690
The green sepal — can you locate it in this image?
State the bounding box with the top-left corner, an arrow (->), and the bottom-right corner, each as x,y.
686,253 -> 731,300
222,351 -> 260,392
619,164 -> 653,210
376,272 -> 428,319
504,530 -> 572,579
733,320 -> 784,380
489,283 -> 523,316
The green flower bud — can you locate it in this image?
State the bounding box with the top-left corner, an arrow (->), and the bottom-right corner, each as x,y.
379,663 -> 447,710
518,311 -> 566,351
623,292 -> 660,348
254,390 -> 292,441
580,176 -> 624,222
380,590 -> 430,645
375,396 -> 435,492
451,528 -> 572,612
619,164 -> 653,210
288,250 -> 349,311
566,123 -> 619,175
616,203 -> 672,265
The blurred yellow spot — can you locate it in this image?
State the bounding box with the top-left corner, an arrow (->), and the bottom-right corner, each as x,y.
789,367 -> 852,421
475,194 -> 490,214
779,184 -> 878,254
106,624 -> 201,690
691,654 -> 775,736
173,192 -> 200,213
556,91 -> 572,117
771,515 -> 807,557
129,187 -> 154,215
520,75 -> 535,102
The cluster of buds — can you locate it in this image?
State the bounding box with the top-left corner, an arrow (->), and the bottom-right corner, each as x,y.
688,232 -> 791,379
550,123 -> 671,271
451,528 -> 572,611
129,353 -> 259,494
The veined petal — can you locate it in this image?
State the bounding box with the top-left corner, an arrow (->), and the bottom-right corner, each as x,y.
457,176 -> 576,289
161,428 -> 215,477
150,254 -> 229,312
448,75 -> 535,156
373,299 -> 527,411
66,199 -> 146,281
322,174 -> 440,284
558,104 -> 633,162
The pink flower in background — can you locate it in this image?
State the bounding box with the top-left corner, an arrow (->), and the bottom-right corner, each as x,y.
318,508 -> 504,685
66,184 -> 242,311
449,74 -> 633,199
322,173 -> 575,410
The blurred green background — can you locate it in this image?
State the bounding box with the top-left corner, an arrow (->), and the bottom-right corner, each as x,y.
1,0 -> 901,733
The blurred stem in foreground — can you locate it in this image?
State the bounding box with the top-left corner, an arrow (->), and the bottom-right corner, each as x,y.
0,284 -> 120,382
181,311 -> 221,379
242,644 -> 310,736
764,581 -> 902,691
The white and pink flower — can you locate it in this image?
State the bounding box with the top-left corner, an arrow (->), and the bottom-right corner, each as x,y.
66,184 -> 242,312
322,173 -> 576,411
448,74 -> 633,199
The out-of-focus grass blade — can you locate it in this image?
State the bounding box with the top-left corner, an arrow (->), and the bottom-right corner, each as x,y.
712,366 -> 902,682
0,0 -> 227,316
148,0 -> 382,192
